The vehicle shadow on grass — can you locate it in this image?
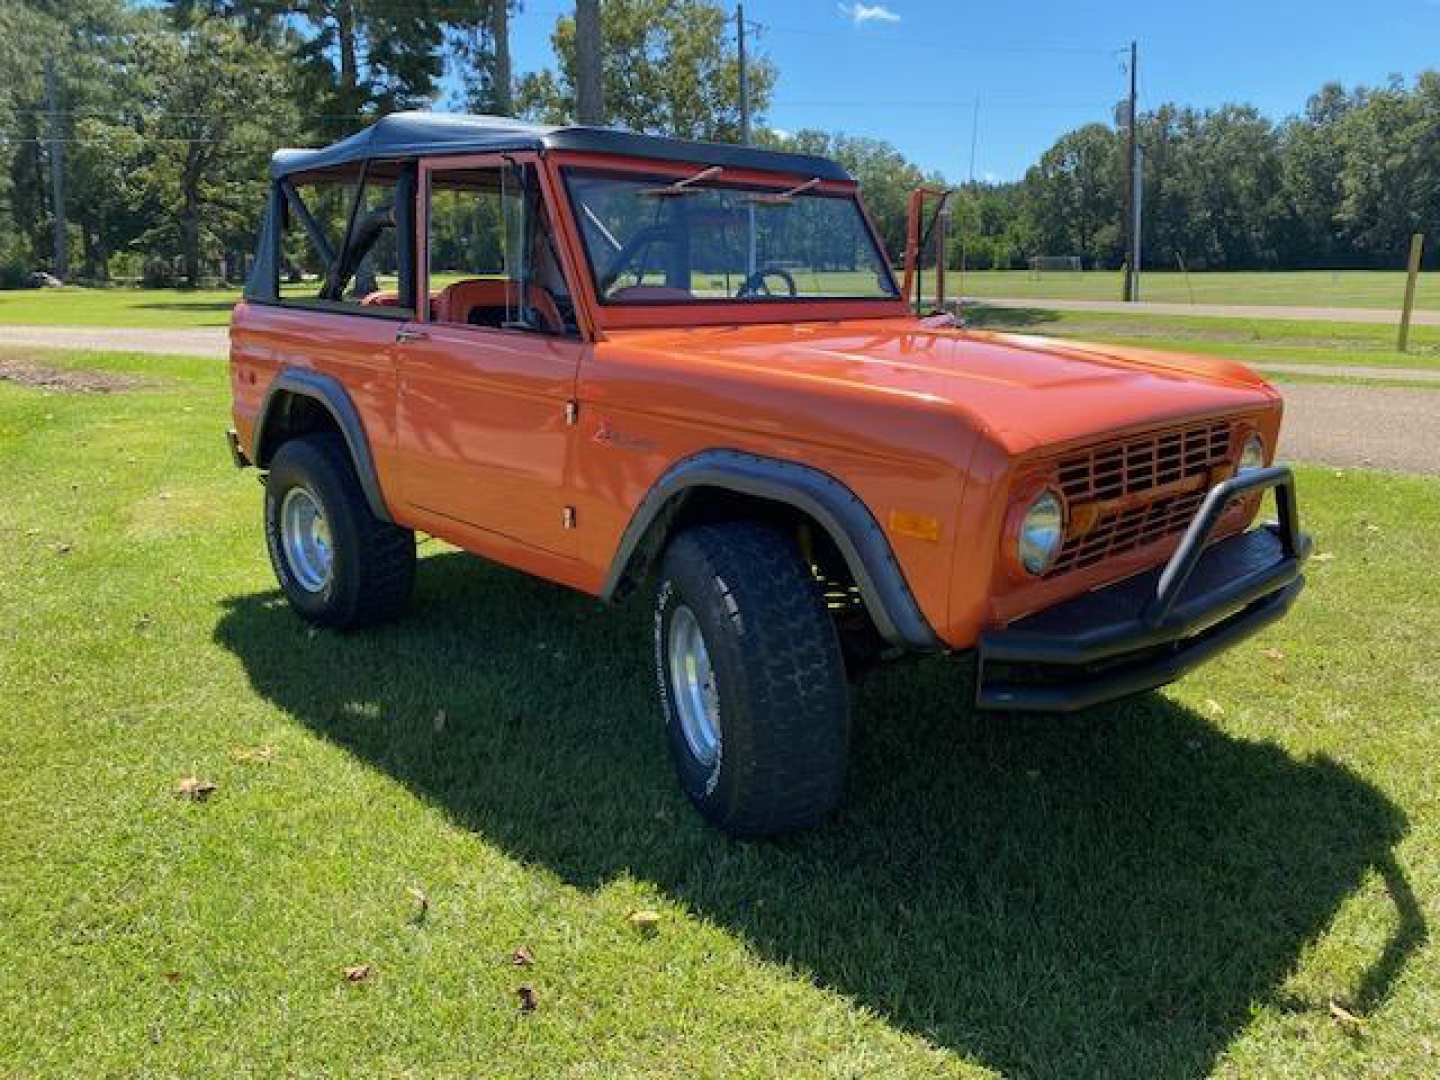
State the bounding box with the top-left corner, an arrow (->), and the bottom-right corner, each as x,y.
215,550 -> 1421,1078
960,302 -> 1061,330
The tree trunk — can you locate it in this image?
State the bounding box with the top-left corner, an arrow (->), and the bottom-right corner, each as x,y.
337,0 -> 360,114
490,1 -> 512,115
182,186 -> 201,287
574,0 -> 602,125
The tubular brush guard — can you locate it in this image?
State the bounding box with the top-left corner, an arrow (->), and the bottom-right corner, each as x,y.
976,465 -> 1313,712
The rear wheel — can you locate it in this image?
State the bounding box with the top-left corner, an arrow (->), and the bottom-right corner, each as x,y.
654,522 -> 851,837
264,433 -> 415,628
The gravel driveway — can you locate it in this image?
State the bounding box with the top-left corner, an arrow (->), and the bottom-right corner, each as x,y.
0,324 -> 227,358
1277,383 -> 1440,475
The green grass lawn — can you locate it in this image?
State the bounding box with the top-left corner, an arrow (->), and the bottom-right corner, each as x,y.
2,269 -> 1439,330
0,286 -> 240,328
959,269 -> 1440,311
966,304 -> 1440,376
2,347 -> 1439,1076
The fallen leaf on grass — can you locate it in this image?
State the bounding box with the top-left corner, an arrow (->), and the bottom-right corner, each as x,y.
175,776 -> 218,801
162,971 -> 182,984
54,543 -> 72,556
1329,1000 -> 1365,1028
1261,648 -> 1286,662
407,886 -> 430,915
516,984 -> 537,1011
511,946 -> 534,967
229,744 -> 276,764
627,910 -> 661,934
343,964 -> 372,983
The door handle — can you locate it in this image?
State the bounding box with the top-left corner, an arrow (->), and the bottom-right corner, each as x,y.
395,327 -> 429,344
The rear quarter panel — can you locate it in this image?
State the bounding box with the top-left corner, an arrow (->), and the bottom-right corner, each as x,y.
230,302 -> 403,512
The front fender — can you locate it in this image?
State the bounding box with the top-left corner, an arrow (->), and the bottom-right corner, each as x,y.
601,449 -> 944,653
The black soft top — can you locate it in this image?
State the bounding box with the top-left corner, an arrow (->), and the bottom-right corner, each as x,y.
271,111 -> 852,182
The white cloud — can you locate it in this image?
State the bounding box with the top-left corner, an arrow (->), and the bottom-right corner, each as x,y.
837,3 -> 901,25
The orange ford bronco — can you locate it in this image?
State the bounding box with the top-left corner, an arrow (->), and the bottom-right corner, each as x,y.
228,113 -> 1311,836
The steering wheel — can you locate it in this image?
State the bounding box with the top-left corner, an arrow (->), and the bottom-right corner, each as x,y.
736,267 -> 797,299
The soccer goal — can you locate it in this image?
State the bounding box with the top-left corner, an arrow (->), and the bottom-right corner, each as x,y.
1028,255 -> 1083,279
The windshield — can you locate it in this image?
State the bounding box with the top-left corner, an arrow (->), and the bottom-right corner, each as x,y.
563,169 -> 899,304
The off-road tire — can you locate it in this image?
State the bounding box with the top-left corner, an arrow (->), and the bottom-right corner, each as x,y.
264,433 -> 415,629
654,522 -> 851,836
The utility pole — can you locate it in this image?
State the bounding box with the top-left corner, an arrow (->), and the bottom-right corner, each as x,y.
737,4 -> 751,145
1122,39 -> 1137,302
574,0 -> 603,125
44,54 -> 67,281
1131,143 -> 1144,300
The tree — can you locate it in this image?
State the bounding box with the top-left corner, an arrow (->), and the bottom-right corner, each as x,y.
1023,124 -> 1120,266
516,0 -> 776,142
130,18 -> 298,285
1334,73 -> 1440,266
171,1 -> 495,139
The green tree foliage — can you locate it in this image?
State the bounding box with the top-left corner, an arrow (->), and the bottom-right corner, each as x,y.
1023,123 -> 1121,265
173,0 -> 497,139
516,0 -> 776,143
130,19 -> 298,285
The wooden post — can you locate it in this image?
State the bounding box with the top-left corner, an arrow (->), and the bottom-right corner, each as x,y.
1398,233 -> 1425,352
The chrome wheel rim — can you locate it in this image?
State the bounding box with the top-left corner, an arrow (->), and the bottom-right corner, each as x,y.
667,604 -> 721,769
280,486 -> 333,593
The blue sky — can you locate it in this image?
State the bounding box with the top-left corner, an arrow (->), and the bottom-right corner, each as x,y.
501,0 -> 1440,183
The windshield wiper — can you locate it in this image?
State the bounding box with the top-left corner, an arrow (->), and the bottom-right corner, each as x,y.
743,177 -> 822,206
638,165 -> 723,198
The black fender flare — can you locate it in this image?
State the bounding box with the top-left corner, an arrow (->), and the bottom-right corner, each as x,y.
601,449 -> 944,652
251,369 -> 393,523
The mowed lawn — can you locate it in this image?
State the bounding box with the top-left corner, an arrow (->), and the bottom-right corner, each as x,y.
1,268 -> 1438,331
965,304 -> 1440,379
959,269 -> 1440,312
0,287 -> 239,328
2,348 -> 1438,1077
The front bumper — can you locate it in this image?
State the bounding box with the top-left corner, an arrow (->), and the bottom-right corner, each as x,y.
976,465 -> 1312,712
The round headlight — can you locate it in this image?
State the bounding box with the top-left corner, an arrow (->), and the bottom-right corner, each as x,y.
1239,433 -> 1266,474
1018,489 -> 1065,576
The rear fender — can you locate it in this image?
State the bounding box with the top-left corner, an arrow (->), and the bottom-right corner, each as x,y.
252,369 -> 392,523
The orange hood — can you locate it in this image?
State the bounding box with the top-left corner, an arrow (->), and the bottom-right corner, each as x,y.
600,318 -> 1279,459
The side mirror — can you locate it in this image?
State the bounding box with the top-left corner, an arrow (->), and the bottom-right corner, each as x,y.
901,186 -> 954,316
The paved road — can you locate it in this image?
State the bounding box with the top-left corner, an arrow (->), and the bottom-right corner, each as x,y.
965,296 -> 1440,326
0,324 -> 228,357
4,324 -> 1436,474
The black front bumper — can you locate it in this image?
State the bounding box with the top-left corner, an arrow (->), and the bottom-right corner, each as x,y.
976,465 -> 1312,713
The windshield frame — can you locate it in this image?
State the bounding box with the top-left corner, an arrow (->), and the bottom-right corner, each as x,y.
552,156 -> 908,327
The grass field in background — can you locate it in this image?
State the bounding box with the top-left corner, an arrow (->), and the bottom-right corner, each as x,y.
2,268 -> 1439,330
0,287 -> 240,328
966,305 -> 1440,377
958,269 -> 1440,311
2,346 -> 1438,1076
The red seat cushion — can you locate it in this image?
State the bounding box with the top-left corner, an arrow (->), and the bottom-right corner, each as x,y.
434,278 -> 562,333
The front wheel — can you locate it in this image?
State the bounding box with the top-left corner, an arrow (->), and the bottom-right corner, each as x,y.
654,522 -> 851,837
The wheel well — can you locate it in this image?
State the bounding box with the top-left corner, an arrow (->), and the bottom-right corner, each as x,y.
616,486 -> 878,637
254,391 -> 344,467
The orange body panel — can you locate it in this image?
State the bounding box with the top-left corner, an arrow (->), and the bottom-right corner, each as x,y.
231,147 -> 1285,650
